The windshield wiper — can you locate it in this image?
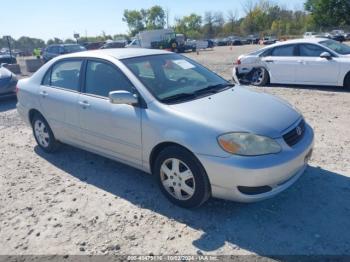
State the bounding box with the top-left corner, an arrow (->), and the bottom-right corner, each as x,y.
160,92 -> 197,103
194,83 -> 234,96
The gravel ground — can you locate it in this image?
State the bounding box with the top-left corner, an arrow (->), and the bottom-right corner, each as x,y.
0,45 -> 350,257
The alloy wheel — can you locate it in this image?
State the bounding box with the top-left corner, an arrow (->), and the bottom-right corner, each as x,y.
34,120 -> 50,148
251,68 -> 265,85
160,158 -> 196,201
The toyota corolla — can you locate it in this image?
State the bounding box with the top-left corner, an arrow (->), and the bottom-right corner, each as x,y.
17,49 -> 314,208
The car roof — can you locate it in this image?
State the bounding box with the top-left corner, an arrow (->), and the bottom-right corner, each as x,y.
269,38 -> 329,48
60,48 -> 171,60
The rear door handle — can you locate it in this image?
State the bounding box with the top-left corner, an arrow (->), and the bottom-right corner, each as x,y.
40,91 -> 48,97
78,101 -> 90,109
264,60 -> 274,63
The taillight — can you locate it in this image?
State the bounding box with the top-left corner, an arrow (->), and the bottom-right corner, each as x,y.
236,59 -> 241,65
16,85 -> 19,95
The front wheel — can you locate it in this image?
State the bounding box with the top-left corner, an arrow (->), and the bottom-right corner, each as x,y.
250,67 -> 269,86
31,114 -> 60,153
154,146 -> 211,208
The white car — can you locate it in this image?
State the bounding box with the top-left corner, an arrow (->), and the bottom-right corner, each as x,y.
234,38 -> 350,88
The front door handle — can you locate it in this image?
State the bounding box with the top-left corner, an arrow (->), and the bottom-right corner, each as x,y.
40,91 -> 48,98
264,60 -> 274,63
78,101 -> 90,109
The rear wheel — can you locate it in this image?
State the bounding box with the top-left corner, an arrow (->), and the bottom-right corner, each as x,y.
344,73 -> 350,89
31,114 -> 59,153
250,67 -> 269,86
154,146 -> 211,208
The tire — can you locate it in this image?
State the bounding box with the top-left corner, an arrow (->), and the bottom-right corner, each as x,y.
344,73 -> 350,89
250,67 -> 269,86
154,146 -> 211,208
31,113 -> 60,153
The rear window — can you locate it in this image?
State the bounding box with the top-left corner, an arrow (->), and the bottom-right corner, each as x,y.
49,60 -> 82,91
271,45 -> 295,56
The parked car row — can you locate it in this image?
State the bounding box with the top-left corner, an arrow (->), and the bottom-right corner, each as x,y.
234,38 -> 350,89
212,35 -> 277,46
304,30 -> 350,42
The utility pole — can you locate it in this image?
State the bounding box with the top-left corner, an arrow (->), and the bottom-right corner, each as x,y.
4,36 -> 13,59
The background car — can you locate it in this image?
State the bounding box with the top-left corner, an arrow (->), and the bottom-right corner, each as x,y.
0,65 -> 17,97
82,42 -> 105,50
0,54 -> 17,64
246,34 -> 260,44
100,41 -> 127,49
42,44 -> 86,62
235,38 -> 350,88
262,36 -> 277,45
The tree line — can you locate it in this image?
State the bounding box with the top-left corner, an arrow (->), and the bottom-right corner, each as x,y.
123,0 -> 350,39
1,0 -> 349,52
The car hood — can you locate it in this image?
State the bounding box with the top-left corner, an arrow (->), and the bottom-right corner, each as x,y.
169,86 -> 301,138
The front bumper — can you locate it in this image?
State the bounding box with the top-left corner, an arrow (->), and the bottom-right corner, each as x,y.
197,123 -> 314,202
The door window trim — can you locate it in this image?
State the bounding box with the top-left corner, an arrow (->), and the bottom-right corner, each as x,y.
41,58 -> 85,93
296,43 -> 336,57
269,44 -> 298,57
81,58 -> 147,108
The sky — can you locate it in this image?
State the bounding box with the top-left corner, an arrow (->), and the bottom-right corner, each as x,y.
1,0 -> 305,41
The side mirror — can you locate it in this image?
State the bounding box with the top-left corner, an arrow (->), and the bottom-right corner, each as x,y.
109,90 -> 138,105
320,52 -> 332,60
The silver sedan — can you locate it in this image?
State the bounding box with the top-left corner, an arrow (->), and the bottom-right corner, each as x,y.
17,49 -> 314,208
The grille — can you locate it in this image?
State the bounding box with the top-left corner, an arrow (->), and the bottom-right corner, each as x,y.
283,119 -> 306,147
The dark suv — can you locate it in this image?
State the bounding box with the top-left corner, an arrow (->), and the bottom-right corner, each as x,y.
42,44 -> 86,62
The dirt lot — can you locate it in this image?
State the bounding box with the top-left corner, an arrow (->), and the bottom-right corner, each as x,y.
1,45 -> 350,257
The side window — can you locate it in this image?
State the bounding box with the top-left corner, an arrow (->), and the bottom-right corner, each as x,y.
85,61 -> 134,97
299,44 -> 327,57
271,45 -> 295,56
50,60 -> 82,91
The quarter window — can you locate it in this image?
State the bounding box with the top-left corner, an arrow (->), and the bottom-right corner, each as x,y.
299,44 -> 327,57
85,60 -> 134,97
50,60 -> 82,91
271,45 -> 295,56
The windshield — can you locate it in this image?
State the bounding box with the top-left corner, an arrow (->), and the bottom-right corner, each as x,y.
320,39 -> 350,55
122,54 -> 230,103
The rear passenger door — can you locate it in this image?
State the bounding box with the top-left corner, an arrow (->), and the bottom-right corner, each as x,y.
78,59 -> 143,166
295,44 -> 340,85
39,59 -> 83,141
261,44 -> 298,84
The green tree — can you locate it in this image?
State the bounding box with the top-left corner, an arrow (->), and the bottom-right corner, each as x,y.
64,38 -> 76,44
305,0 -> 350,28
175,13 -> 202,39
123,9 -> 145,36
47,38 -> 63,45
202,12 -> 215,38
146,5 -> 166,30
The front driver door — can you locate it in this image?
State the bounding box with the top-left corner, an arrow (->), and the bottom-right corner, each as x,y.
78,59 -> 143,166
295,44 -> 340,85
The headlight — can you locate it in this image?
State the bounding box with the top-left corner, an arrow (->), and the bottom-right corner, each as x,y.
217,132 -> 281,156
